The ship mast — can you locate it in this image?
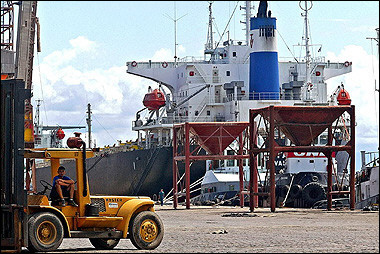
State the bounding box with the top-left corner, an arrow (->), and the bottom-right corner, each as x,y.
204,1 -> 214,59
300,1 -> 313,101
241,1 -> 254,46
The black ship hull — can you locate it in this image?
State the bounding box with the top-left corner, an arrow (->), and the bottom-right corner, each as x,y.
35,146 -> 206,199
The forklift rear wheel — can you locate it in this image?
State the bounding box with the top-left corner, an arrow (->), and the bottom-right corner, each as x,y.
129,211 -> 164,250
89,238 -> 120,250
28,212 -> 64,252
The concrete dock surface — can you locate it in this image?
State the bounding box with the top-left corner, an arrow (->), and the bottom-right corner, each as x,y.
23,205 -> 379,253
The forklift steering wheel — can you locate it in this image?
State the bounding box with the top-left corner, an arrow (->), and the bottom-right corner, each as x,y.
37,180 -> 53,195
40,180 -> 53,189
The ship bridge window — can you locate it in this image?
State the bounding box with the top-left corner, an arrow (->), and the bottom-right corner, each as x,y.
226,71 -> 230,76
207,110 -> 211,116
232,52 -> 237,57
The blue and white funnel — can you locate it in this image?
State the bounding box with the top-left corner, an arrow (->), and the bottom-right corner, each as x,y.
249,10 -> 280,100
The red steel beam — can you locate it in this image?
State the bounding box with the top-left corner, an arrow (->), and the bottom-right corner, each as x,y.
173,126 -> 178,209
327,125 -> 333,210
269,106 -> 276,212
185,123 -> 191,209
239,133 -> 244,207
349,106 -> 356,210
174,155 -> 249,161
253,122 -> 258,209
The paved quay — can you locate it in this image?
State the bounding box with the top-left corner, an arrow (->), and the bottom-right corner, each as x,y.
23,205 -> 379,253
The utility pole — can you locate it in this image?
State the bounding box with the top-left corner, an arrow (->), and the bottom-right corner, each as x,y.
86,103 -> 92,148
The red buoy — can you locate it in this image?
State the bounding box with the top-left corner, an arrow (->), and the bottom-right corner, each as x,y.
56,128 -> 65,140
337,88 -> 351,105
143,88 -> 166,110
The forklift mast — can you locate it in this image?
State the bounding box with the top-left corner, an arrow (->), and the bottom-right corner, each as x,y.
1,80 -> 31,252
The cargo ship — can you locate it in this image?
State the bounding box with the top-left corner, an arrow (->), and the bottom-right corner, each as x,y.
36,1 -> 353,206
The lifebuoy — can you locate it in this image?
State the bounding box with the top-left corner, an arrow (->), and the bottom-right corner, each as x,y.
162,62 -> 168,68
131,61 -> 137,67
344,61 -> 350,67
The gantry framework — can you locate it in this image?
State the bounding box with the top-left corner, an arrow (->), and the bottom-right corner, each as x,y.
249,105 -> 355,212
172,122 -> 250,209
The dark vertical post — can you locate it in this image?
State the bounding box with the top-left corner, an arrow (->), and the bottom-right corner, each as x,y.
249,112 -> 255,212
185,123 -> 191,209
239,133 -> 244,207
173,126 -> 178,209
327,126 -> 333,211
349,106 -> 356,210
253,121 -> 258,208
269,106 -> 276,212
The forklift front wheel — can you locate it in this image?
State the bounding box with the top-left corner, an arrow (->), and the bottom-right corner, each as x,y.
129,211 -> 164,250
28,212 -> 64,252
89,238 -> 120,250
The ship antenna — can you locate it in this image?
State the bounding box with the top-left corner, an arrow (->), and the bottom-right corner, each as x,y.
300,1 -> 313,100
164,2 -> 187,67
205,1 -> 214,55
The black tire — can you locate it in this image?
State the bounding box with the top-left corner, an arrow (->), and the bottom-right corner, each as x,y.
302,182 -> 326,206
129,211 -> 164,250
289,184 -> 303,199
89,238 -> 120,250
28,212 -> 64,252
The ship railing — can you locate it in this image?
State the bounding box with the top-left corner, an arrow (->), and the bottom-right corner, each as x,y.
278,57 -> 351,70
224,92 -> 281,101
278,56 -> 326,63
178,56 -> 206,63
126,61 -> 183,69
186,76 -> 221,84
133,115 -> 227,127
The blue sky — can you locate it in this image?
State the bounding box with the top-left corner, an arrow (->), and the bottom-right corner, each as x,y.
27,1 -> 379,169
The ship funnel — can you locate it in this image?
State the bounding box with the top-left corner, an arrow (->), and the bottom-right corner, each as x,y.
249,2 -> 280,100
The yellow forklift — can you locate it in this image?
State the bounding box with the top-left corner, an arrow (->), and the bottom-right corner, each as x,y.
24,134 -> 164,252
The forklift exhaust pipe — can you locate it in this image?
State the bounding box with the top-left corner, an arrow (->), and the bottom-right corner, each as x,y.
67,132 -> 87,197
82,141 -> 87,197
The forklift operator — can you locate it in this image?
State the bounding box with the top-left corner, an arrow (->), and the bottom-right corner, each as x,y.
50,166 -> 78,207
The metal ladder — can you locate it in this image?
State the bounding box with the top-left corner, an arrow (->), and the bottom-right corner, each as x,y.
131,146 -> 161,195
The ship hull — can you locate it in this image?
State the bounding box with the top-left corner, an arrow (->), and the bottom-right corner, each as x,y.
35,146 -> 206,199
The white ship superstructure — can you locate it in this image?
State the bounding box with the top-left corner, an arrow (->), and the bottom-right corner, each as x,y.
127,1 -> 352,149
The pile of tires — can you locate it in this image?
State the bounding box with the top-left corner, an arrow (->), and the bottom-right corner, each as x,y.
302,182 -> 326,207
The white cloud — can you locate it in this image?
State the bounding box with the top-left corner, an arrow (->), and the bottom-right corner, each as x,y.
149,45 -> 186,61
325,45 -> 379,150
32,36 -> 154,146
69,36 -> 97,52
